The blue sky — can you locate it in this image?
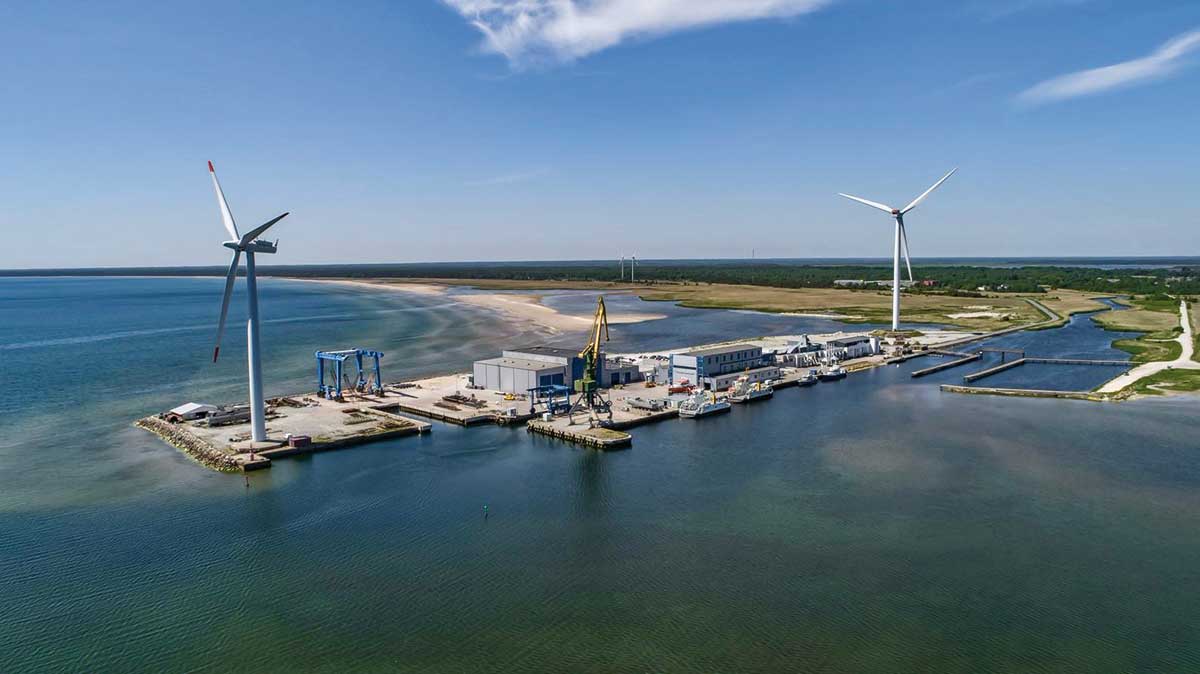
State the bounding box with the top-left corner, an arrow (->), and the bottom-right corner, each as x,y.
2,0 -> 1199,268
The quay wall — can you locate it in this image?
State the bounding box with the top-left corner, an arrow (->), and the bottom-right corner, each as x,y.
939,385 -> 1102,401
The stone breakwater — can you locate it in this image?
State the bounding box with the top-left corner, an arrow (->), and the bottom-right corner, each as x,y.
135,416 -> 242,472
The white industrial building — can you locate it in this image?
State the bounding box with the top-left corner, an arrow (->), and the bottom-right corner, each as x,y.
670,344 -> 780,391
637,355 -> 670,384
764,335 -> 881,367
764,337 -> 826,368
167,402 -> 218,421
604,358 -> 642,386
472,346 -> 592,395
472,356 -> 567,394
826,336 -> 880,360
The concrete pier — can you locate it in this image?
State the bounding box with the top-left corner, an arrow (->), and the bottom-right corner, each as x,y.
911,352 -> 982,378
963,358 -> 1028,383
527,421 -> 632,449
138,395 -> 431,472
961,356 -> 1130,384
940,384 -> 1101,401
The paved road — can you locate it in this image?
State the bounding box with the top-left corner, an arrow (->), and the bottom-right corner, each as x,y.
1098,300 -> 1199,393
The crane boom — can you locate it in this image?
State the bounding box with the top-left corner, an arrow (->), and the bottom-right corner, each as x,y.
571,296 -> 613,423
579,296 -> 609,362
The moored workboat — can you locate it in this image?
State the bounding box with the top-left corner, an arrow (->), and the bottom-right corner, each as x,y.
796,370 -> 819,387
677,390 -> 732,418
727,375 -> 774,403
818,364 -> 847,382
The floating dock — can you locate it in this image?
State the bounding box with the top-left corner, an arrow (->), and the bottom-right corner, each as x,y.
911,351 -> 982,378
963,358 -> 1028,383
962,356 -> 1130,384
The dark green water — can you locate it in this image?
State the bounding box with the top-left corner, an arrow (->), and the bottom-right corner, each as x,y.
2,278 -> 1197,673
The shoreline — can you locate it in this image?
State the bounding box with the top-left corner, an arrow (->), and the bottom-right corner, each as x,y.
290,277 -> 667,333
274,277 -> 448,296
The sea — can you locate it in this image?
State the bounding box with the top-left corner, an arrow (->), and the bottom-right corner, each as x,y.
1,277 -> 1197,673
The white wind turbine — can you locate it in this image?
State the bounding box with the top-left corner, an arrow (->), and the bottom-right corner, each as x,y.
208,161 -> 289,443
838,169 -> 957,331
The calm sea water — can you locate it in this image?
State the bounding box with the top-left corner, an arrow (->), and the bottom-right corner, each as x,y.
2,278 -> 1197,673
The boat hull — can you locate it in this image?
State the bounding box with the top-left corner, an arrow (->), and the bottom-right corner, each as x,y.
729,389 -> 773,403
678,403 -> 732,418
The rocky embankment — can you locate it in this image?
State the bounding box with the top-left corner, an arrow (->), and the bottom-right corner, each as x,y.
135,416 -> 241,472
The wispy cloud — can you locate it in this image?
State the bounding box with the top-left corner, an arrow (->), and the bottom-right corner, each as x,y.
441,0 -> 831,66
1018,27 -> 1200,105
464,168 -> 550,187
971,0 -> 1094,22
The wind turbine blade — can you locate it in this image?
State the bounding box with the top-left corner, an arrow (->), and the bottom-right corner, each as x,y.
213,250 -> 240,362
838,193 -> 896,214
240,212 -> 289,245
900,223 -> 913,282
209,161 -> 240,240
901,168 -> 957,215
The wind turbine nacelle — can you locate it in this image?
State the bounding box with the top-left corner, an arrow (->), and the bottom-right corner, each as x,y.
890,209 -> 901,216
246,239 -> 278,254
224,240 -> 278,253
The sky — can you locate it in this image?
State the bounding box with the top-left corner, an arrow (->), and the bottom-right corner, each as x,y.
1,0 -> 1199,268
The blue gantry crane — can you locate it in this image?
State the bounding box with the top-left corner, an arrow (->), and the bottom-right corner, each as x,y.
316,349 -> 384,399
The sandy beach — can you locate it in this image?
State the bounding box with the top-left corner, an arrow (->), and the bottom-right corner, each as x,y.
281,277 -> 447,296
292,278 -> 665,332
456,293 -> 666,332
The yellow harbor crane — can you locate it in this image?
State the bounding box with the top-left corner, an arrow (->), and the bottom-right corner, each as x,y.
569,296 -> 613,425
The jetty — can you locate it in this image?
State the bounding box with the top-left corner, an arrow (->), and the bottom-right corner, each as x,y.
526,421 -> 632,450
939,384 -> 1102,401
139,395 -> 431,472
962,356 -> 1129,384
910,350 -> 982,378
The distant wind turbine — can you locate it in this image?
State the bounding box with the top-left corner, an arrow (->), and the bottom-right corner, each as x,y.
838,168 -> 957,331
208,161 -> 289,443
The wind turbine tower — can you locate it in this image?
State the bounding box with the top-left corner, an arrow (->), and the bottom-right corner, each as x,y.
208,162 -> 289,443
838,169 -> 957,331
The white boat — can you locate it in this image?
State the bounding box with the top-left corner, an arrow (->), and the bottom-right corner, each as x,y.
727,375 -> 774,403
796,370 -> 819,387
677,390 -> 731,418
818,365 -> 847,382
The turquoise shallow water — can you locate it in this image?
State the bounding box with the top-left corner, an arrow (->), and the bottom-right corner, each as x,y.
1,278 -> 1197,673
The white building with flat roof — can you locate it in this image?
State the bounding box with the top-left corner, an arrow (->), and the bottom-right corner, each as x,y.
472,356 -> 568,394
669,343 -> 780,390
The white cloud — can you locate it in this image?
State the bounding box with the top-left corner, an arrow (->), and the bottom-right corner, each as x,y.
1018,27 -> 1200,105
972,0 -> 1094,22
441,0 -> 830,65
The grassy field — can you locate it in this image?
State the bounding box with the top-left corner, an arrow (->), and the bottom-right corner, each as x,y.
1091,299 -> 1180,333
365,277 -> 1047,331
638,281 -> 1051,328
1129,368 -> 1200,396
1113,336 -> 1183,363
1085,294 -> 1183,364
1026,289 -> 1110,317
629,285 -> 1044,331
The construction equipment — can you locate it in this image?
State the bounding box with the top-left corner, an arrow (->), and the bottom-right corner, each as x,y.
569,296 -> 613,426
317,349 -> 384,399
